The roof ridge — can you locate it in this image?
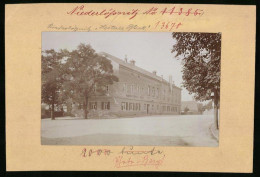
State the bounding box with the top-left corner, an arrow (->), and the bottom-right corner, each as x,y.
99,52 -> 181,90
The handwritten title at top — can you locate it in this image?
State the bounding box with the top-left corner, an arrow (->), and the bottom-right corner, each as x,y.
67,5 -> 204,20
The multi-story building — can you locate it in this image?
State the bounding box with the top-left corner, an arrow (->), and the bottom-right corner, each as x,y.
87,52 -> 182,118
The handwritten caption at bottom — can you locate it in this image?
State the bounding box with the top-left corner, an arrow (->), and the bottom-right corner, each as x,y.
81,146 -> 166,169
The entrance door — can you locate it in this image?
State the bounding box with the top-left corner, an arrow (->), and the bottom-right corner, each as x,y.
147,104 -> 150,114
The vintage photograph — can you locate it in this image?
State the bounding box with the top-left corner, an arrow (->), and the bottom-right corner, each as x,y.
41,32 -> 221,146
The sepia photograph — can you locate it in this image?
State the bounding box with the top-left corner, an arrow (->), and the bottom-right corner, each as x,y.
41,32 -> 221,146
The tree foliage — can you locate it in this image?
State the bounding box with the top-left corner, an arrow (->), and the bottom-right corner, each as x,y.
41,49 -> 64,119
62,43 -> 118,118
172,33 -> 221,107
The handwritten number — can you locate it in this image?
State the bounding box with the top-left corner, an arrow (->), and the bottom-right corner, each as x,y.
155,21 -> 182,30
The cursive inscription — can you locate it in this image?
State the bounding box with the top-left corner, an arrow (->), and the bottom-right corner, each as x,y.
67,5 -> 139,20
67,5 -> 204,20
120,146 -> 163,155
114,155 -> 165,168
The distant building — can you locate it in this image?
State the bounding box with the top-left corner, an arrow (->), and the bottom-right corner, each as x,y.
181,101 -> 200,114
87,52 -> 182,118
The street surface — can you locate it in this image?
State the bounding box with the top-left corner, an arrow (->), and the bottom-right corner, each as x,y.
41,114 -> 218,146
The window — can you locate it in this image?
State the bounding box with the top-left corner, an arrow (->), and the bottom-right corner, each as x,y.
137,86 -> 140,94
89,102 -> 97,110
148,86 -> 150,96
106,85 -> 109,92
129,103 -> 133,110
144,104 -> 147,111
102,102 -> 110,110
135,103 -> 140,111
121,102 -> 126,111
126,102 -> 129,110
152,87 -> 155,96
131,85 -> 134,94
123,83 -> 127,92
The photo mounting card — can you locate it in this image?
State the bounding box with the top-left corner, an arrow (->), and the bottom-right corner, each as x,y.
5,3 -> 255,172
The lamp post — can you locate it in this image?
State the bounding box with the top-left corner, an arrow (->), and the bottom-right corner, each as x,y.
211,92 -> 219,129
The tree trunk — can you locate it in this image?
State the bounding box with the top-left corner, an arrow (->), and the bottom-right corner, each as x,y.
84,96 -> 89,119
51,102 -> 55,120
214,91 -> 219,129
51,91 -> 55,120
214,105 -> 218,129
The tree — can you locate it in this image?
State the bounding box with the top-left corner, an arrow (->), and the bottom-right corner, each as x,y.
63,43 -> 118,119
41,49 -> 64,120
172,33 -> 221,129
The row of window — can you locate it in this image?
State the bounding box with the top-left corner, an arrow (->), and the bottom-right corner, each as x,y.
162,106 -> 178,112
121,102 -> 141,111
122,83 -> 181,103
93,85 -> 109,93
121,102 -> 178,112
89,102 -> 110,110
89,101 -> 178,112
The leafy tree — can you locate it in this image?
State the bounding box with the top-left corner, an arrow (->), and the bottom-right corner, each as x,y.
63,43 -> 118,119
172,33 -> 221,129
41,49 -> 64,120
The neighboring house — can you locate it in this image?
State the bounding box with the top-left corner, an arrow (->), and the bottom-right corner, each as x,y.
87,52 -> 182,118
181,101 -> 200,114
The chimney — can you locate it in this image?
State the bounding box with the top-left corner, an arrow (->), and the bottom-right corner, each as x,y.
130,60 -> 136,65
152,70 -> 157,75
124,55 -> 128,63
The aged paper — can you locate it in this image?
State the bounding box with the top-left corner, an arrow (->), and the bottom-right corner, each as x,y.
5,3 -> 255,172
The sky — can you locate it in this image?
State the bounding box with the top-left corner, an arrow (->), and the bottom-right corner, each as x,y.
42,32 -> 194,101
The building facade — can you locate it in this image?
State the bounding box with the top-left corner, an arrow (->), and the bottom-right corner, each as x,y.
87,52 -> 182,118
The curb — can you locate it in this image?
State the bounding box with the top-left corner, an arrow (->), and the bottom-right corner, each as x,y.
209,123 -> 219,141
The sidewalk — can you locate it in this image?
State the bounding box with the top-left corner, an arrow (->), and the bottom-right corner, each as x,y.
210,123 -> 219,141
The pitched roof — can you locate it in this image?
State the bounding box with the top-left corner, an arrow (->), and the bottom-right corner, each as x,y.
99,52 -> 181,90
